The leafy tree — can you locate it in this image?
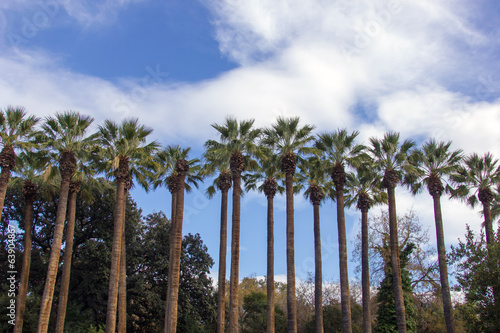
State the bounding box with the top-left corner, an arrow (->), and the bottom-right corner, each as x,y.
450,225 -> 500,332
0,106 -> 39,222
37,111 -> 95,333
241,292 -> 286,333
262,116 -> 315,333
374,243 -> 417,333
304,301 -> 363,333
315,129 -> 365,333
407,139 -> 462,333
369,132 -> 416,333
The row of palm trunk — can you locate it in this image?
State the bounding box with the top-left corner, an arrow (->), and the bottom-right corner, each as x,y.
2,107 -> 498,333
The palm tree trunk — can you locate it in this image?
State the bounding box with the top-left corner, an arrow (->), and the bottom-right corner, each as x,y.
336,187 -> 352,333
14,195 -> 34,333
164,191 -> 177,333
118,189 -> 128,333
229,173 -> 242,333
387,186 -> 407,333
165,172 -> 187,333
482,203 -> 494,246
432,194 -> 455,333
267,194 -> 275,333
313,203 -> 324,333
0,166 -> 11,221
361,208 -> 372,333
217,189 -> 229,333
37,175 -> 72,333
105,178 -> 127,333
285,172 -> 297,333
55,187 -> 79,333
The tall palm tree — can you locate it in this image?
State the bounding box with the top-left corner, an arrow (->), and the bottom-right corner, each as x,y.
406,139 -> 462,333
315,129 -> 365,333
262,116 -> 315,333
346,165 -> 387,333
206,117 -> 260,333
369,132 -> 416,333
244,150 -> 284,333
13,151 -> 52,333
452,152 -> 500,245
159,147 -> 201,333
55,159 -> 103,333
97,118 -> 159,333
201,150 -> 232,333
36,111 -> 95,333
0,106 -> 39,221
297,156 -> 331,333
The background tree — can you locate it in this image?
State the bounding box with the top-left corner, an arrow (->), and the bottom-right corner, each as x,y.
452,152 -> 500,245
315,129 -> 365,333
244,149 -> 284,333
97,118 -> 159,333
206,117 -> 260,333
369,132 -> 416,333
406,139 -> 462,333
0,106 -> 39,221
346,164 -> 387,333
240,291 -> 287,333
262,116 -> 315,333
37,111 -> 95,333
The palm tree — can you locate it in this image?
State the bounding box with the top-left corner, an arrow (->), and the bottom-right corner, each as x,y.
297,156 -> 331,333
452,152 -> 500,245
159,147 -> 201,333
346,165 -> 387,333
244,150 -> 284,333
97,118 -> 159,333
55,159 -> 104,333
0,106 -> 39,221
13,151 -> 52,333
262,116 -> 315,333
118,175 -> 132,333
36,111 -> 95,333
315,129 -> 365,333
206,117 -> 260,333
406,139 -> 462,333
201,150 -> 232,333
369,132 -> 416,333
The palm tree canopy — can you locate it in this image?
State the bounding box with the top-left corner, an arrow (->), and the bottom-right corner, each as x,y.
451,152 -> 500,208
262,116 -> 316,158
244,148 -> 285,195
406,139 -> 463,195
315,129 -> 366,167
96,118 -> 160,191
0,106 -> 40,150
369,131 -> 417,183
345,164 -> 387,209
154,145 -> 202,193
297,156 -> 333,204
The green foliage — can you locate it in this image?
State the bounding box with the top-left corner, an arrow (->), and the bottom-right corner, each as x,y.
450,225 -> 500,332
304,300 -> 363,333
374,243 -> 417,333
240,291 -> 287,333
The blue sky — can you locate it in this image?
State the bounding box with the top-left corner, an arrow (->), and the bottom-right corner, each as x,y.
1,0 -> 500,284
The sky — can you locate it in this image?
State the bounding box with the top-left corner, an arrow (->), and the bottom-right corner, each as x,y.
1,0 -> 500,285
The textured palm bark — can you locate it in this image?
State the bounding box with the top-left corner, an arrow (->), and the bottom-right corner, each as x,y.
217,188 -> 229,333
0,145 -> 15,222
432,194 -> 455,333
313,203 -> 324,333
285,172 -> 297,333
105,178 -> 127,333
14,192 -> 35,333
267,194 -> 275,333
37,174 -> 73,332
335,187 -> 352,333
482,203 -> 494,246
165,160 -> 188,333
55,183 -> 80,333
361,208 -> 372,333
118,187 -> 128,333
386,186 -> 407,333
228,173 -> 242,333
164,191 -> 177,333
